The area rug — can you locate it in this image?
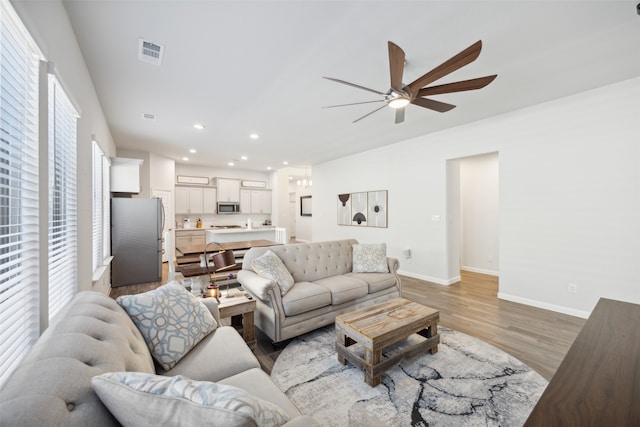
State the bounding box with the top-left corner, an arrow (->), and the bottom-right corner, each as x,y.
271,326 -> 547,427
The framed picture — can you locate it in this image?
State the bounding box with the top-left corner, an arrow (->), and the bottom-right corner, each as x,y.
300,195 -> 312,216
367,190 -> 387,228
337,190 -> 387,228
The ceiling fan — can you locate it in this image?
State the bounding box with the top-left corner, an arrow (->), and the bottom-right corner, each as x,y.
323,40 -> 497,124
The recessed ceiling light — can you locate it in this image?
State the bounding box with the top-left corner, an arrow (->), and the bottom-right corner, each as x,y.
228,161 -> 235,166
283,161 -> 288,165
288,176 -> 292,180
241,156 -> 248,160
193,123 -> 205,130
189,149 -> 196,153
266,166 -> 272,170
249,133 -> 259,140
182,157 -> 189,161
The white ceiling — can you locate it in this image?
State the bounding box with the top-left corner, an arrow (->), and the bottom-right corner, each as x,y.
61,1 -> 640,172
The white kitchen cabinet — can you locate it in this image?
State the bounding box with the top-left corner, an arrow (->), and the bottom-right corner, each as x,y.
240,189 -> 272,214
203,188 -> 217,214
175,186 -> 204,214
175,230 -> 205,249
215,178 -> 241,202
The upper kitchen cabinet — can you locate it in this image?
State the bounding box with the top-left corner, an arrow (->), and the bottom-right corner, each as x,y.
240,189 -> 272,214
110,157 -> 143,193
214,178 -> 241,202
175,187 -> 203,214
203,188 -> 217,213
176,186 -> 217,214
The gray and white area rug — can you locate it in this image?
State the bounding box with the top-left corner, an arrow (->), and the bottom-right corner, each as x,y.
271,326 -> 547,427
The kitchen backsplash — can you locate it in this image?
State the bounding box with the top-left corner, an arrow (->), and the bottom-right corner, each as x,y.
176,213 -> 271,229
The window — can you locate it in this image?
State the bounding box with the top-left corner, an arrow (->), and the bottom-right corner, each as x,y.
92,140 -> 110,274
0,0 -> 42,386
47,75 -> 78,321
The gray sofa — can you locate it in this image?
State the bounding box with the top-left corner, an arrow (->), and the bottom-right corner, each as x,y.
238,239 -> 401,344
0,290 -> 317,426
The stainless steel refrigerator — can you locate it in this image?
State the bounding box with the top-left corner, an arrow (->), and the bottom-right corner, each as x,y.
111,197 -> 163,287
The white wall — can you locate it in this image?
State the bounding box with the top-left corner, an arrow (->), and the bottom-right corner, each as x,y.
12,0 -> 117,293
314,76 -> 640,318
459,153 -> 499,275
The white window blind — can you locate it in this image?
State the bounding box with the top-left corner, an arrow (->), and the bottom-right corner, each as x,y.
0,0 -> 42,387
47,75 -> 78,321
92,140 -> 110,273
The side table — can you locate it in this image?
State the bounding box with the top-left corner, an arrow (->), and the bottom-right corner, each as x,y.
217,293 -> 257,349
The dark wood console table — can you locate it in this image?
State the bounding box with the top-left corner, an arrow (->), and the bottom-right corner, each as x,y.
524,298 -> 640,426
175,239 -> 280,277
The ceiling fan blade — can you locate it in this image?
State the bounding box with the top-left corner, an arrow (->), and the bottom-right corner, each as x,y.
411,97 -> 456,113
388,41 -> 406,92
323,77 -> 385,95
394,107 -> 405,124
417,75 -> 497,97
352,104 -> 388,123
322,100 -> 385,109
408,40 -> 483,94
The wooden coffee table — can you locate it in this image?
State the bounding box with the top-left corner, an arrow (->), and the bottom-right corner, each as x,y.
335,298 -> 440,387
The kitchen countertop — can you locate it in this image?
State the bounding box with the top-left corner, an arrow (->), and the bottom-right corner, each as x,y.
206,226 -> 275,234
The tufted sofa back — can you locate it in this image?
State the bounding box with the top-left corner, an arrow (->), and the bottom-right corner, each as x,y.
0,291 -> 155,427
242,239 -> 358,283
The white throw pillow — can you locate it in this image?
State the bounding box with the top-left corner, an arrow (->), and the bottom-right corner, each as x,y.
352,243 -> 389,273
116,282 -> 217,371
250,250 -> 295,295
92,372 -> 290,427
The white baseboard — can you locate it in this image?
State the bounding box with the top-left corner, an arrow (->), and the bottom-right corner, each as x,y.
398,270 -> 459,286
498,292 -> 590,319
461,266 -> 499,276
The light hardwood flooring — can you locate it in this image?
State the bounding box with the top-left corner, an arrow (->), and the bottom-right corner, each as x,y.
110,265 -> 585,380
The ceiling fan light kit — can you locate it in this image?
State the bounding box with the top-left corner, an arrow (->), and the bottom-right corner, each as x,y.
324,40 -> 497,124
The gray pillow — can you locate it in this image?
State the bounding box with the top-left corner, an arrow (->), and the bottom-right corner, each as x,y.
352,243 -> 389,273
250,250 -> 295,295
116,282 -> 217,370
92,372 -> 290,427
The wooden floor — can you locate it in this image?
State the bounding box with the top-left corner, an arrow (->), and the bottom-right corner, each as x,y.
110,266 -> 585,380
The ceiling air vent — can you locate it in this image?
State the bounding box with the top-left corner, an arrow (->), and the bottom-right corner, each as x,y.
142,113 -> 156,121
138,38 -> 164,66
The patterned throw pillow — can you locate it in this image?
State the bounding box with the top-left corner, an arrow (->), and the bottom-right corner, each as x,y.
352,243 -> 389,273
116,282 -> 217,371
92,372 -> 290,427
250,250 -> 295,295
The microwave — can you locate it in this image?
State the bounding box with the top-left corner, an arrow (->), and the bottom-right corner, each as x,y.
217,202 -> 240,214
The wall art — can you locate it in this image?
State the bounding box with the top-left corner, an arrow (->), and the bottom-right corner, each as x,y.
337,190 -> 387,228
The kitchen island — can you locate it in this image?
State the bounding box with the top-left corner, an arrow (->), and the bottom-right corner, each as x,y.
206,226 -> 276,243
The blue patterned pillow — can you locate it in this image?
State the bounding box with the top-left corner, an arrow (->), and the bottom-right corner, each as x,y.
250,250 -> 295,295
92,372 -> 290,427
116,282 -> 217,370
352,243 -> 389,273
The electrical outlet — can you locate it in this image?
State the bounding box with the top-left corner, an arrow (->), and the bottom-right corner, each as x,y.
568,283 -> 577,294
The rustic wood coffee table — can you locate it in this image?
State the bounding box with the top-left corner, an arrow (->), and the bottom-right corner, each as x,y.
335,298 -> 440,387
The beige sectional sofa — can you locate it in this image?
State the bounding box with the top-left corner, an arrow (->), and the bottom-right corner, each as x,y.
238,239 -> 401,344
0,288 -> 318,426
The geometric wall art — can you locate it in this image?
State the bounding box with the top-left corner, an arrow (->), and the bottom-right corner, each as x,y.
337,190 -> 387,228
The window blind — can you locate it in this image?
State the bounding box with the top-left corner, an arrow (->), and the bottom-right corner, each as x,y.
47,75 -> 78,321
0,0 -> 42,387
92,141 -> 110,274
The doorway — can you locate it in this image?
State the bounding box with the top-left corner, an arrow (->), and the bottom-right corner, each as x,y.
288,191 -> 297,239
446,152 -> 499,282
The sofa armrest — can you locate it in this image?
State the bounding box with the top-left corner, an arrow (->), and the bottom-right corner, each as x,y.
387,256 -> 399,273
237,270 -> 279,302
199,297 -> 221,323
